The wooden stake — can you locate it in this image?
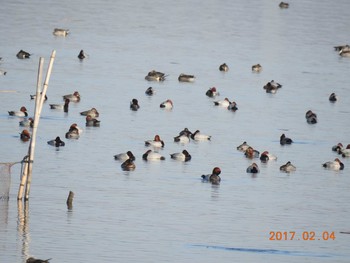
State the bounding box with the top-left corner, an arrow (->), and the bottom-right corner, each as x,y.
66,191 -> 74,210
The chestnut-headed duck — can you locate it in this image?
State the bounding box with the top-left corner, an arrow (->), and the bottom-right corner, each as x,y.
227,101 -> 238,112
53,28 -> 69,36
280,161 -> 296,172
244,147 -> 260,159
85,115 -> 100,127
8,106 -> 28,117
178,73 -> 196,82
246,163 -> 260,173
145,135 -> 164,148
65,123 -> 81,139
214,97 -> 231,107
191,130 -> 211,141
145,87 -> 155,96
205,87 -> 220,98
264,80 -> 282,94
26,257 -> 51,263
78,50 -> 86,59
80,107 -> 99,118
329,93 -> 338,102
30,93 -> 48,101
121,158 -> 136,171
219,63 -> 229,72
237,141 -> 251,152
279,2 -> 289,8
130,99 -> 140,111
16,50 -> 31,59
323,158 -> 344,170
170,150 -> 192,162
145,70 -> 166,81
19,117 -> 34,128
114,151 -> 136,161
332,143 -> 343,152
142,150 -> 165,161
339,144 -> 350,157
201,167 -> 221,185
47,136 -> 65,147
63,91 -> 80,102
160,99 -> 173,109
252,64 -> 262,72
280,133 -> 293,145
20,129 -> 30,142
260,151 -> 277,162
305,110 -> 317,124
50,98 -> 70,112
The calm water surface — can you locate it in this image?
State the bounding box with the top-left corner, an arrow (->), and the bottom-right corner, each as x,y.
1,0 -> 350,262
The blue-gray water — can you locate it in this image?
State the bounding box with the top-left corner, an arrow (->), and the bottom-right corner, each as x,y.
1,0 -> 350,262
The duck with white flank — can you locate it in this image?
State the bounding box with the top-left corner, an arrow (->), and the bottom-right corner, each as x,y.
201,167 -> 221,185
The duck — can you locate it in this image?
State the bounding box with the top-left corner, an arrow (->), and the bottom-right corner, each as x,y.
130,99 -> 140,111
334,45 -> 350,52
252,64 -> 262,72
329,93 -> 338,102
145,135 -> 164,148
322,158 -> 344,170
145,87 -> 155,96
77,50 -> 86,59
26,257 -> 51,263
190,130 -> 211,141
219,63 -> 229,72
174,133 -> 191,144
160,99 -> 173,109
145,70 -> 166,81
49,98 -> 70,112
214,97 -> 231,107
227,101 -> 238,112
20,129 -> 31,142
80,107 -> 99,118
170,150 -> 192,162
237,141 -> 250,152
246,163 -> 260,173
65,124 -> 81,139
16,50 -> 31,59
178,73 -> 196,82
178,127 -> 193,137
260,151 -> 277,162
121,158 -> 136,171
114,151 -> 136,161
263,80 -> 282,94
339,48 -> 350,57
205,87 -> 220,97
0,69 -> 7,75
279,2 -> 289,8
305,110 -> 317,124
47,136 -> 65,147
332,143 -> 343,152
280,133 -> 293,145
85,115 -> 100,127
201,167 -> 221,185
19,117 -> 34,128
244,147 -> 260,159
53,28 -> 69,36
30,93 -> 48,101
339,144 -> 350,157
8,106 -> 28,117
63,91 -> 80,102
280,161 -> 296,172
142,150 -> 165,161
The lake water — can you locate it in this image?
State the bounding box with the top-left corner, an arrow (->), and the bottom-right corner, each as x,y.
1,0 -> 350,262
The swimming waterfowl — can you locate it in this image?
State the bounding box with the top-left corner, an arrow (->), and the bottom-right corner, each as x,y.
246,163 -> 260,173
53,28 -> 69,36
244,147 -> 260,159
160,99 -> 173,109
279,2 -> 289,8
280,133 -> 293,145
80,108 -> 99,118
30,93 -> 48,101
49,98 -> 70,112
322,158 -> 344,170
252,64 -> 262,72
121,158 -> 136,171
329,93 -> 338,102
77,50 -> 86,59
114,151 -> 136,161
280,161 -> 296,172
26,257 -> 51,263
305,110 -> 317,124
219,63 -> 229,72
334,45 -> 350,52
201,167 -> 221,185
178,127 -> 193,137
145,87 -> 155,96
63,91 -> 80,102
65,124 -> 81,139
174,133 -> 191,144
260,151 -> 277,162
145,135 -> 164,148
85,115 -> 100,127
205,87 -> 220,97
237,141 -> 250,152
142,150 -> 165,161
227,101 -> 238,112
16,50 -> 31,59
8,106 -> 28,117
178,73 -> 196,82
130,99 -> 140,111
19,117 -> 34,128
214,97 -> 231,107
191,130 -> 211,141
338,144 -> 350,157
145,70 -> 166,81
20,129 -> 31,142
339,48 -> 350,57
47,136 -> 65,147
170,149 -> 192,162
263,80 -> 282,94
332,143 -> 343,152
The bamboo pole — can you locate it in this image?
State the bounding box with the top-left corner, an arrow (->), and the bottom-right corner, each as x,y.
24,50 -> 56,201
